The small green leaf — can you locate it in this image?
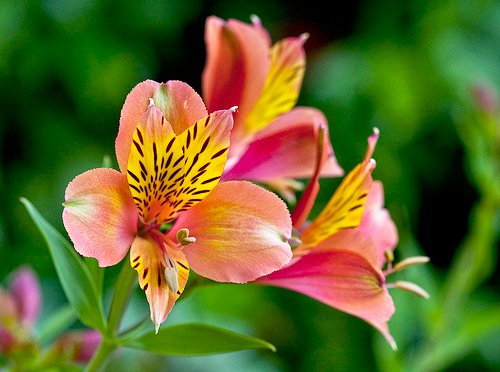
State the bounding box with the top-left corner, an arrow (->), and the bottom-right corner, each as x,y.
20,198 -> 106,331
126,323 -> 276,355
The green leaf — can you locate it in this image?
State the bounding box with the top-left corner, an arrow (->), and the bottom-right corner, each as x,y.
20,197 -> 106,331
126,323 -> 276,355
36,305 -> 77,344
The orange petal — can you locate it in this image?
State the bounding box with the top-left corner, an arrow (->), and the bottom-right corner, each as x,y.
130,235 -> 189,332
152,80 -> 208,135
63,168 -> 138,267
172,181 -> 292,283
202,16 -> 270,142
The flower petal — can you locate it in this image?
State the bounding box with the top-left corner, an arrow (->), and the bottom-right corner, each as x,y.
152,80 -> 208,135
258,230 -> 396,348
172,181 -> 293,283
127,103 -> 234,224
116,80 -> 160,173
202,16 -> 270,143
360,181 -> 399,267
10,267 -> 41,326
299,129 -> 379,249
116,80 -> 208,173
224,107 -> 343,181
243,35 -> 307,136
0,289 -> 16,321
130,235 -> 189,332
63,168 -> 138,267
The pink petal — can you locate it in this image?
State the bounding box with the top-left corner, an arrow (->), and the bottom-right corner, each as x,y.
10,267 -> 41,327
152,80 -> 208,135
258,230 -> 396,348
172,181 -> 293,283
116,80 -> 208,172
223,107 -> 343,181
0,288 -> 16,320
63,168 -> 138,267
73,330 -> 101,363
359,181 -> 399,267
116,80 -> 160,173
202,16 -> 270,144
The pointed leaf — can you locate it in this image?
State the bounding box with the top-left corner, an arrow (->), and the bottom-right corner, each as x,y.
20,198 -> 106,331
126,323 -> 276,355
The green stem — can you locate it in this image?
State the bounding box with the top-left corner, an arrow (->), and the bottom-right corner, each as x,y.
85,339 -> 115,372
107,254 -> 137,335
85,256 -> 137,371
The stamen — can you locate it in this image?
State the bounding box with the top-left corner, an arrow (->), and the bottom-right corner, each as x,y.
391,256 -> 430,274
387,281 -> 430,299
176,228 -> 196,246
164,256 -> 179,294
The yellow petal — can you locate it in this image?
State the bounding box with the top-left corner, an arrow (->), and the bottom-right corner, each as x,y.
244,35 -> 307,135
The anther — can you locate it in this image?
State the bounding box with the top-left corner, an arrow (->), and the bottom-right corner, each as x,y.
176,228 -> 196,246
164,256 -> 179,294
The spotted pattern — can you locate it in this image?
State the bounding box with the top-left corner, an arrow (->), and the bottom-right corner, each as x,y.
300,159 -> 375,248
130,236 -> 190,316
244,37 -> 305,135
127,106 -> 231,225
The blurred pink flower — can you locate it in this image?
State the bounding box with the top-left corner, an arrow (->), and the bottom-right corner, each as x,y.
0,267 -> 99,363
202,15 -> 343,201
0,266 -> 40,354
63,80 -> 293,332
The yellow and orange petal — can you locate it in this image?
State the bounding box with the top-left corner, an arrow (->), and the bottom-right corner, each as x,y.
130,235 -> 189,332
126,103 -> 234,225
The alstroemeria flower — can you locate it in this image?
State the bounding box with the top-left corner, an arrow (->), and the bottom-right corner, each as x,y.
63,80 -> 293,331
201,15 -> 343,201
258,129 -> 428,349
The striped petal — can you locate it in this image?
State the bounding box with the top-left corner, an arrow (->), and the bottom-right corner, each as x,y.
126,103 -> 234,225
171,181 -> 292,283
258,230 -> 396,349
63,168 -> 138,267
130,235 -> 189,332
299,129 -> 379,249
243,35 -> 307,136
116,80 -> 160,173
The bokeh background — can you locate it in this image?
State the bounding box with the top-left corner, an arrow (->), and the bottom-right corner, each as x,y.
1,0 -> 499,371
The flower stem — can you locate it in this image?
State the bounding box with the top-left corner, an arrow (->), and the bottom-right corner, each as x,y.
85,339 -> 115,372
107,254 -> 137,334
85,256 -> 137,371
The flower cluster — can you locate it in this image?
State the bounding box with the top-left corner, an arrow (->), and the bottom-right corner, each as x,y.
60,14 -> 428,352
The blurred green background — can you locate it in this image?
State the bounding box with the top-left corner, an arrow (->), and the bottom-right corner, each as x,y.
1,0 -> 499,371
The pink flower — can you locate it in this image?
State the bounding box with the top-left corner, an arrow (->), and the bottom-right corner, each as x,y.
55,329 -> 101,364
62,80 -> 293,332
258,129 -> 428,349
201,15 -> 343,201
0,266 -> 40,354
